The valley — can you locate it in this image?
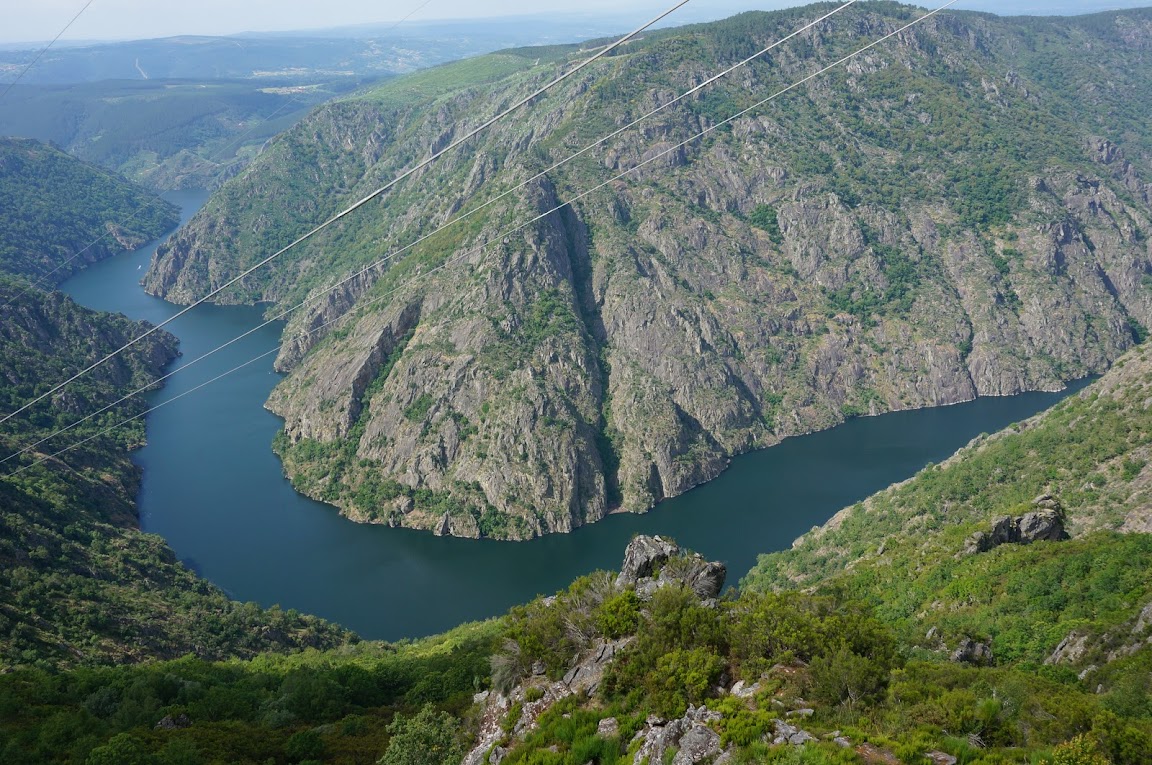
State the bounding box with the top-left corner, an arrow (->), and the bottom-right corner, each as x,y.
2,3 -> 1152,764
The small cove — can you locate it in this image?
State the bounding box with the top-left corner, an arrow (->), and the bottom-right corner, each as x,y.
61,191 -> 1086,640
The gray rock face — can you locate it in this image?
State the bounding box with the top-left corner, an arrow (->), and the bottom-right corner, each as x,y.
962,496 -> 1069,555
151,10 -> 1152,541
672,724 -> 722,765
617,536 -> 727,600
154,714 -> 191,730
951,637 -> 994,666
631,706 -> 722,765
681,557 -> 728,601
772,719 -> 817,746
616,535 -> 679,588
562,637 -> 633,695
597,717 -> 620,738
1045,632 -> 1091,666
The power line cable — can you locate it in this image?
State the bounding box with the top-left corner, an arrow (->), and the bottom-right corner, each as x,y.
0,0 -> 694,427
5,0 -> 960,480
0,0 -> 97,103
0,0 -> 860,468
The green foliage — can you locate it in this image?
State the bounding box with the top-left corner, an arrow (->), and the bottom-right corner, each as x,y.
0,622 -> 498,765
749,205 -> 784,246
806,647 -> 889,708
378,704 -> 465,765
1039,734 -> 1110,765
0,282 -> 352,670
595,590 -> 641,639
0,138 -> 177,283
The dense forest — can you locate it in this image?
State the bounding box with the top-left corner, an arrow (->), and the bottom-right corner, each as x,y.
0,146 -> 352,669
0,277 -> 353,669
0,138 -> 178,282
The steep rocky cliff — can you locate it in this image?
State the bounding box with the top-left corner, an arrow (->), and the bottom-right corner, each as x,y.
145,5 -> 1152,538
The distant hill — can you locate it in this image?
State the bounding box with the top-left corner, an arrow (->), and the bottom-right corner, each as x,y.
0,137 -> 177,283
0,79 -> 363,190
0,16 -> 643,86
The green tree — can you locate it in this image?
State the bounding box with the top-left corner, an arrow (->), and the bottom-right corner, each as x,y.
86,733 -> 155,765
377,704 -> 463,765
806,647 -> 889,708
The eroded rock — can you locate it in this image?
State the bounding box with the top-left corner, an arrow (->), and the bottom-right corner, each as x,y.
962,496 -> 1069,555
617,535 -> 679,588
951,637 -> 994,666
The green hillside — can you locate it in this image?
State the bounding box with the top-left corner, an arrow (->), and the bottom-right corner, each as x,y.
0,138 -> 178,283
0,278 -> 352,669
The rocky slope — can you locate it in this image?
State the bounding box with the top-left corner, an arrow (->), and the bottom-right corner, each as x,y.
145,4 -> 1152,538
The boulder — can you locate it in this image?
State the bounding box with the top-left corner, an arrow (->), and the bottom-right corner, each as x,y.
1016,510 -> 1068,544
597,717 -> 620,738
617,535 -> 679,588
961,496 -> 1068,555
772,719 -> 816,746
155,714 -> 191,730
730,679 -> 761,698
672,724 -> 721,765
951,637 -> 994,665
632,705 -> 721,765
927,752 -> 958,765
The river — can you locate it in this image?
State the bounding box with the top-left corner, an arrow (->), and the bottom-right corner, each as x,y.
59,190 -> 1086,641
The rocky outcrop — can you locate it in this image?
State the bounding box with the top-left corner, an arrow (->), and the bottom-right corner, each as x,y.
962,495 -> 1070,555
617,536 -> 727,601
771,719 -> 817,746
561,637 -> 633,695
617,535 -> 680,588
631,706 -> 723,765
463,636 -> 633,765
951,637 -> 994,666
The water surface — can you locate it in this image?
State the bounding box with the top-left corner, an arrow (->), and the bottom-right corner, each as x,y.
61,192 -> 1085,640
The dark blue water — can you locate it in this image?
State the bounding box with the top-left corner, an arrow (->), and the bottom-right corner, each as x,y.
60,191 -> 1085,641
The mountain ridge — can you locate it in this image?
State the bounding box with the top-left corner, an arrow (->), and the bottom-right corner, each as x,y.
144,4 -> 1152,539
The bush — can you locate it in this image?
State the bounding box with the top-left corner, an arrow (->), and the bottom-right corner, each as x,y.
807,647 -> 889,708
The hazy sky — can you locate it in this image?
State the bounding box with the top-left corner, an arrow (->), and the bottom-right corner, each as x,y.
1,0 -> 1147,44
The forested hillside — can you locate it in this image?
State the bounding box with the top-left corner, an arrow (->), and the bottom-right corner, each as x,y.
143,4 -> 1152,540
0,138 -> 177,282
0,278 -> 352,668
0,144 -> 351,668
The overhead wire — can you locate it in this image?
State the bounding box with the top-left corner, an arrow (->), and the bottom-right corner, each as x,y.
0,0 -> 440,311
0,0 -> 97,103
0,0 -> 694,427
0,0 -> 861,469
5,0 -> 961,480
